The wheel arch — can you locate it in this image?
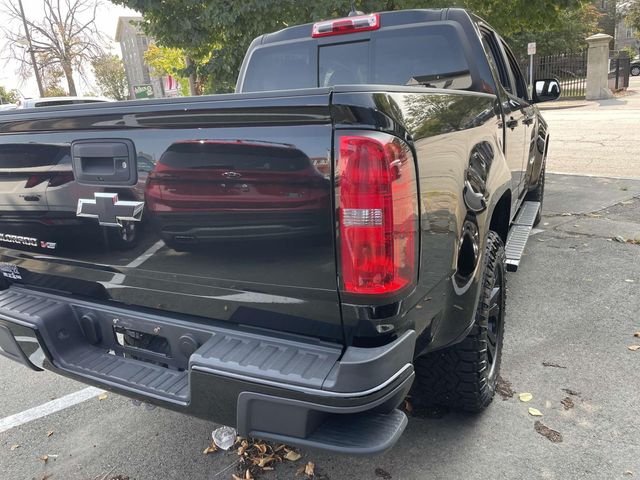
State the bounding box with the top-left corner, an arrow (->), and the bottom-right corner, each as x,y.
488,189 -> 511,245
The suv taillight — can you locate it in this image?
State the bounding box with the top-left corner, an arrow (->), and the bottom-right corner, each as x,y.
47,171 -> 75,187
26,171 -> 74,188
336,133 -> 418,295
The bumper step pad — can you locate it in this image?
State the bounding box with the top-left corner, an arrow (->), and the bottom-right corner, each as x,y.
505,201 -> 540,272
66,349 -> 189,402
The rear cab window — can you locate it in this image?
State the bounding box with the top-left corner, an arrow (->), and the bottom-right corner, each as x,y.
241,22 -> 474,92
0,144 -> 70,168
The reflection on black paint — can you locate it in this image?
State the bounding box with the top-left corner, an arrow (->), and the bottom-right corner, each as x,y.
145,140 -> 331,249
0,141 -> 151,253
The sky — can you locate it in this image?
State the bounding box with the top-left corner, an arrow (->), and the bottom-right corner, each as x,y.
0,0 -> 139,98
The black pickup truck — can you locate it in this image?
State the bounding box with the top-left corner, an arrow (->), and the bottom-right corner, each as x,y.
0,9 -> 559,454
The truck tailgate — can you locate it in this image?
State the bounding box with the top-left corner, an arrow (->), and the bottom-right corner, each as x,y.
0,92 -> 343,343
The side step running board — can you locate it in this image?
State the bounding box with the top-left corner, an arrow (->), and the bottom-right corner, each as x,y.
505,201 -> 540,272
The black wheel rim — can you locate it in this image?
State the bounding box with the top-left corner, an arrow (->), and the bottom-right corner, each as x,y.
486,265 -> 504,379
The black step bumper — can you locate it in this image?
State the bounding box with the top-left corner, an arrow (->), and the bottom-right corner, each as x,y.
0,286 -> 414,454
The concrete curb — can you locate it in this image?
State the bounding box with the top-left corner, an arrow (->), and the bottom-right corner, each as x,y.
538,102 -> 590,110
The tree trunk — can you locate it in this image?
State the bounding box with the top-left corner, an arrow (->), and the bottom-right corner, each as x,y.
62,63 -> 77,96
185,56 -> 197,96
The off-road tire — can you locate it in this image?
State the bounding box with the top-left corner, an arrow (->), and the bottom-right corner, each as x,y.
413,230 -> 506,412
525,159 -> 545,227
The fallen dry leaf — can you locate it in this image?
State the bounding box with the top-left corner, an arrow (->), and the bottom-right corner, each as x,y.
624,470 -> 633,476
285,450 -> 302,462
375,468 -> 392,480
496,376 -> 515,400
39,454 -> 49,463
518,392 -> 533,403
236,439 -> 249,456
528,407 -> 543,417
253,455 -> 277,468
561,388 -> 577,396
534,421 -> 563,443
297,461 -> 316,477
232,471 -> 254,480
305,461 -> 315,476
46,431 -> 54,437
403,398 -> 413,414
561,397 -> 574,410
634,332 -> 640,338
98,393 -> 108,401
628,345 -> 640,351
542,361 -> 567,369
231,471 -> 252,480
10,444 -> 20,451
202,442 -> 218,455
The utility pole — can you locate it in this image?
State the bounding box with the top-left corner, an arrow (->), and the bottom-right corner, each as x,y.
17,0 -> 44,97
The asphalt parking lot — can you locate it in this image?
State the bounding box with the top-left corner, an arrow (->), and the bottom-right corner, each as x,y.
1,172 -> 639,480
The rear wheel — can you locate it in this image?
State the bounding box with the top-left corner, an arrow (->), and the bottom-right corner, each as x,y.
413,230 -> 506,412
631,65 -> 640,76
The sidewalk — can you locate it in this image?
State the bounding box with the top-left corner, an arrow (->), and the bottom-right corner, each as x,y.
538,76 -> 640,111
541,75 -> 640,179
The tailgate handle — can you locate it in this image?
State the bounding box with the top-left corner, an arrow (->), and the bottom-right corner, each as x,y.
71,139 -> 138,187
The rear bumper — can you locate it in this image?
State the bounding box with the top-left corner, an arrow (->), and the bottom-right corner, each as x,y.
150,211 -> 328,243
0,286 -> 414,454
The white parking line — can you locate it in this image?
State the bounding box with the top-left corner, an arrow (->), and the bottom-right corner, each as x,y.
0,386 -> 104,434
106,240 -> 166,285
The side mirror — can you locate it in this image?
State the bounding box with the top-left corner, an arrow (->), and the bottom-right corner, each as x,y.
532,78 -> 561,103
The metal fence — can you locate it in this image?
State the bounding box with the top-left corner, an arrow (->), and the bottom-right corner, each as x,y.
524,52 -> 588,99
609,51 -> 631,90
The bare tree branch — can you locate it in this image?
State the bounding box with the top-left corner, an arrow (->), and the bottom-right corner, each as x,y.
1,0 -> 106,96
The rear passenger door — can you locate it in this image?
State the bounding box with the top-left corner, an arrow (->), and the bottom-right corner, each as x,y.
501,39 -> 537,194
481,29 -> 528,210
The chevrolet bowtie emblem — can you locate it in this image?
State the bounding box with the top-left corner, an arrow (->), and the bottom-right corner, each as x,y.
77,193 -> 144,227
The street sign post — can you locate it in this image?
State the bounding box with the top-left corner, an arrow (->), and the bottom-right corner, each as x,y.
132,84 -> 154,100
528,42 -> 536,97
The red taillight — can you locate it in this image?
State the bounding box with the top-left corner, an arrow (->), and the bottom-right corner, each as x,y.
336,134 -> 418,295
47,171 -> 74,187
312,13 -> 380,38
25,174 -> 49,188
25,171 -> 74,188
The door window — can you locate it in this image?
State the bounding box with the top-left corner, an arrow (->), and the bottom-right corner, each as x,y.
481,31 -> 513,94
502,41 -> 529,101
